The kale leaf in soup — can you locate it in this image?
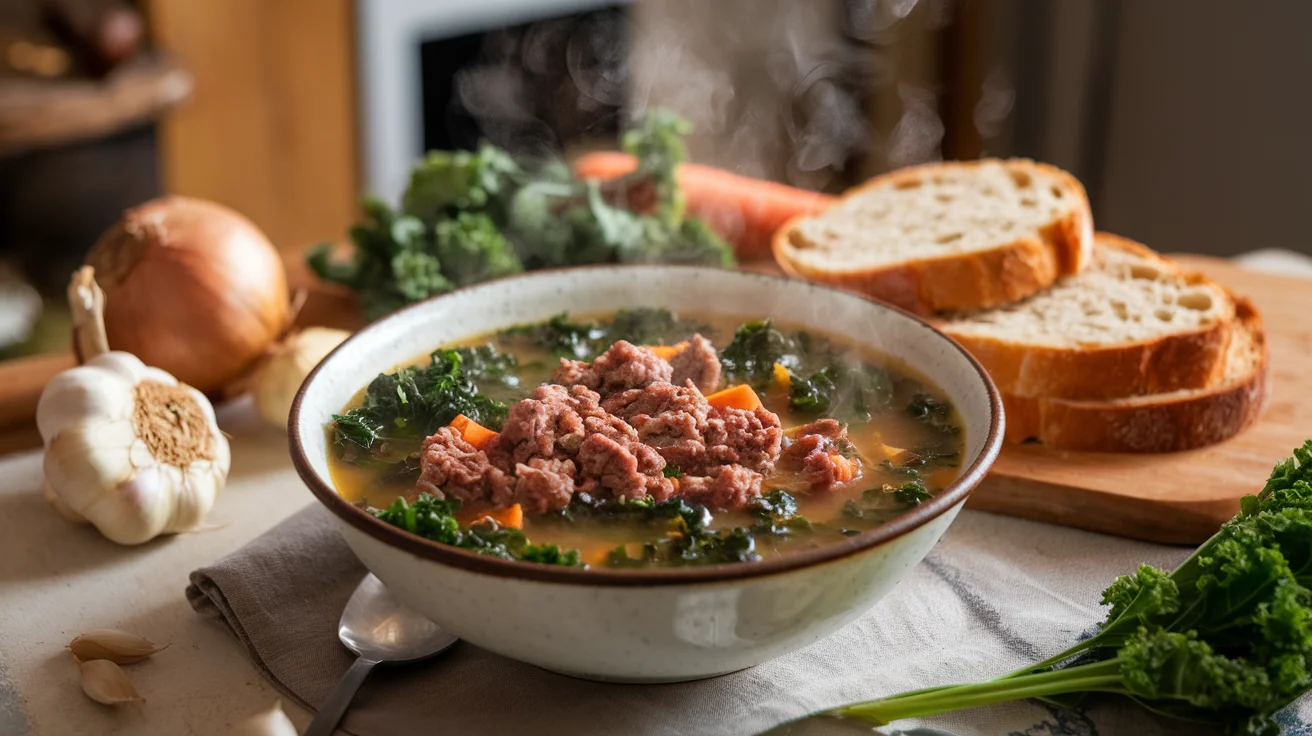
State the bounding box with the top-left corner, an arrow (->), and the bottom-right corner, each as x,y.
499,307 -> 705,360
325,308 -> 966,569
329,345 -> 523,462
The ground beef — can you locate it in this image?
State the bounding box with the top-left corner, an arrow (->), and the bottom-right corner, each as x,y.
603,380 -> 712,470
416,427 -> 514,509
704,405 -> 783,475
551,341 -> 672,395
603,379 -> 711,426
668,334 -> 721,393
575,434 -> 675,502
780,419 -> 854,490
418,341 -> 792,514
550,359 -> 591,387
512,457 -> 577,514
494,384 -> 635,466
678,465 -> 764,509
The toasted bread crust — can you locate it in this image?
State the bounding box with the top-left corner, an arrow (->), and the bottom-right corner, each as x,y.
772,159 -> 1093,316
940,234 -> 1236,400
1000,299 -> 1268,453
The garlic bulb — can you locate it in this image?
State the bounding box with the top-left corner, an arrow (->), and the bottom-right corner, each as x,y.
252,327 -> 349,429
37,268 -> 230,545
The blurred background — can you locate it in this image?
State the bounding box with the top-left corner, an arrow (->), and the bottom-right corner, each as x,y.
1,0 -> 1309,360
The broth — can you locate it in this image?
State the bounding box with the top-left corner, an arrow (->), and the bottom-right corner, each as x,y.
326,309 -> 965,568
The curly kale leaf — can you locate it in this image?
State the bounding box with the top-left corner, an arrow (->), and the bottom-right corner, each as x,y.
789,362 -> 894,421
505,179 -> 580,268
614,212 -> 735,267
720,320 -> 802,385
828,441 -> 1312,735
906,392 -> 962,435
749,489 -> 812,535
314,110 -> 734,320
1258,440 -> 1312,513
1101,564 -> 1182,631
374,494 -> 582,566
501,312 -> 610,360
561,494 -> 764,568
621,108 -> 689,225
309,198 -> 454,320
501,308 -> 698,360
892,480 -> 933,506
401,144 -> 519,221
432,211 -> 523,287
329,346 -> 515,461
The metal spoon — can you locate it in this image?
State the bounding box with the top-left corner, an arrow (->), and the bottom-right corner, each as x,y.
304,573 -> 459,736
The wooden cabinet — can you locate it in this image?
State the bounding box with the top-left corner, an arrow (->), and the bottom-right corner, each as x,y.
144,0 -> 360,286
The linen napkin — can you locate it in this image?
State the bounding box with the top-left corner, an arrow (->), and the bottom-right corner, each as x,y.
187,505 -> 1308,736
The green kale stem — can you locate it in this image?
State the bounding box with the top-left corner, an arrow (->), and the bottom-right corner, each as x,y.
833,659 -> 1126,725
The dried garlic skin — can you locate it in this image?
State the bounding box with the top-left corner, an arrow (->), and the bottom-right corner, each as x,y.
36,351 -> 231,545
228,700 -> 298,736
68,629 -> 167,664
79,659 -> 143,705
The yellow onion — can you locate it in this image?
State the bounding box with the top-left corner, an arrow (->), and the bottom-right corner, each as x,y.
84,196 -> 290,395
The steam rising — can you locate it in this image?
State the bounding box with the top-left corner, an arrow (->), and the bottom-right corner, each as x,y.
886,85 -> 945,168
446,0 -> 1003,189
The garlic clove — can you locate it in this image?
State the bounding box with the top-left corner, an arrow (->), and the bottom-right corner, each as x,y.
79,659 -> 144,705
86,351 -> 151,384
44,481 -> 89,524
68,629 -> 168,664
43,424 -> 135,511
228,700 -> 298,736
36,365 -> 134,440
165,463 -> 220,534
253,327 -> 350,430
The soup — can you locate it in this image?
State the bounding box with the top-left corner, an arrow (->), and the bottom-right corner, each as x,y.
326,308 -> 964,568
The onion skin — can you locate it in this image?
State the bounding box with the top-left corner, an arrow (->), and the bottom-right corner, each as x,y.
85,197 -> 290,395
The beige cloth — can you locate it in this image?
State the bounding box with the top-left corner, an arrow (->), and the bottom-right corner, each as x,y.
186,503 -> 1312,736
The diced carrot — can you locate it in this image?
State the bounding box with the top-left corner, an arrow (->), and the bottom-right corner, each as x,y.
831,454 -> 857,484
881,443 -> 909,462
772,362 -> 791,388
458,503 -> 524,530
449,414 -> 498,451
705,384 -> 763,412
571,151 -> 836,259
644,342 -> 688,361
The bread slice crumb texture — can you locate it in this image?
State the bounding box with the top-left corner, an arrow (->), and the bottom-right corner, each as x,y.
788,159 -> 1078,271
942,235 -> 1230,349
999,297 -> 1268,453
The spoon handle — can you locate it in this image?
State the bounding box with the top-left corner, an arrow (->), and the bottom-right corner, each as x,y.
304,656 -> 379,736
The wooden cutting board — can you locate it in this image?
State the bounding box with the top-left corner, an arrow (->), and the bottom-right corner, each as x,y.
741,256 -> 1309,544
970,255 -> 1310,545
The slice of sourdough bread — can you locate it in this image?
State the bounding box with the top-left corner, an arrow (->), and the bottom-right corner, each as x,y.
999,297 -> 1268,453
939,233 -> 1236,401
773,158 -> 1093,315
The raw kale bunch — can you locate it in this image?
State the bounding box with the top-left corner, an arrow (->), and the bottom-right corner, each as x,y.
374,493 -> 582,566
309,112 -> 734,320
814,441 -> 1312,736
330,345 -> 520,462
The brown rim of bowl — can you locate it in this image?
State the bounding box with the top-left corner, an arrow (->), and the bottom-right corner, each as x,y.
289,264 -> 1004,587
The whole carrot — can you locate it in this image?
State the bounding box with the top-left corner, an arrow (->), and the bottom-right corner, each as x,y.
572,151 -> 835,260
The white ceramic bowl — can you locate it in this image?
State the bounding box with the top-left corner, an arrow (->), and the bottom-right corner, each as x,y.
290,265 -> 1003,683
